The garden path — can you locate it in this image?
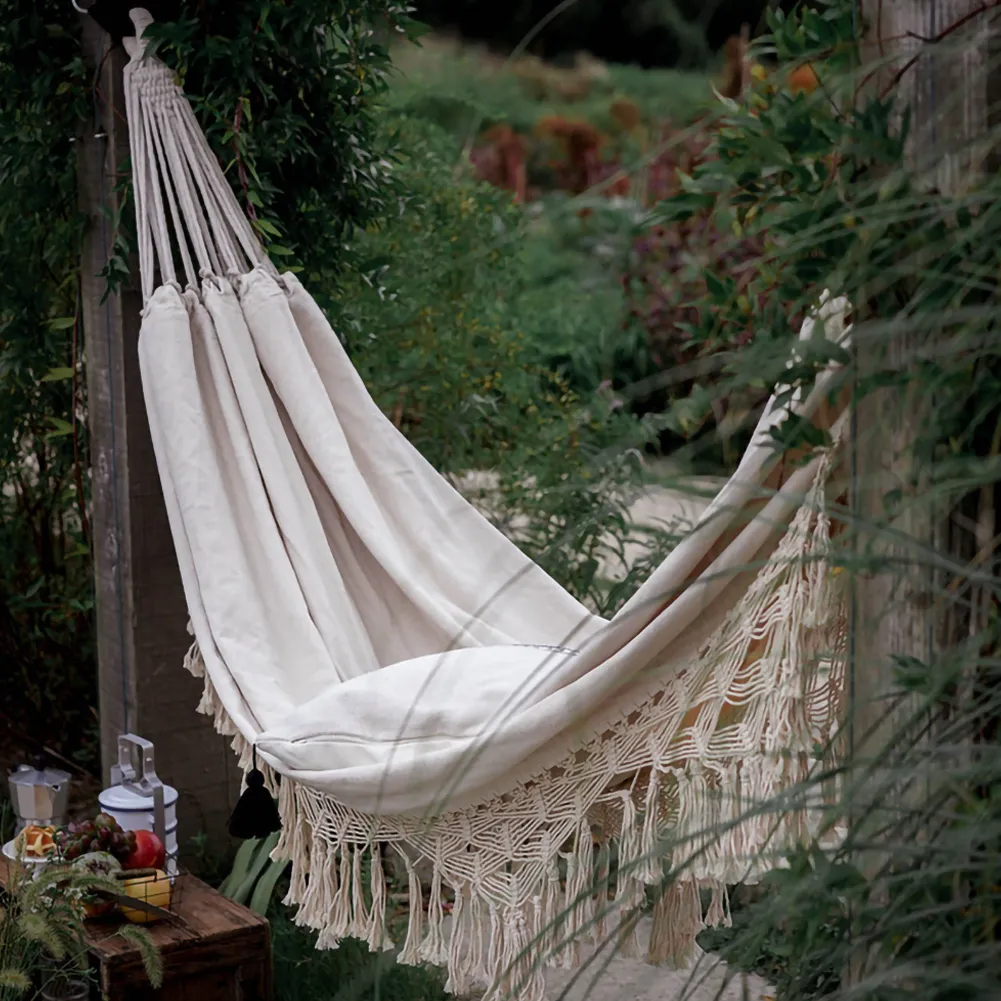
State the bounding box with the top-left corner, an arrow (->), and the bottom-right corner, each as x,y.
453,467 -> 726,587
540,919 -> 772,1001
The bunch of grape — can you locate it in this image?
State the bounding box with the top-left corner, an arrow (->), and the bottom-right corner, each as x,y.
55,813 -> 136,864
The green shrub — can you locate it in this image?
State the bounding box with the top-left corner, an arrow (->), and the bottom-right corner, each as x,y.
330,113 -> 663,609
0,2 -> 97,768
388,36 -> 714,142
642,2 -> 1001,998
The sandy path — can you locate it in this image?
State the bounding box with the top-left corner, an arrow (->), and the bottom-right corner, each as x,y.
542,923 -> 771,1001
452,470 -> 726,586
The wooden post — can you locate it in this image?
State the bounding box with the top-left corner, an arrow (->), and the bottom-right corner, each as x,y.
850,0 -> 997,979
852,0 -> 996,783
78,14 -> 240,848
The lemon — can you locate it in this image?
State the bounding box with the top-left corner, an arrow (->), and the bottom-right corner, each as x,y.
120,869 -> 172,924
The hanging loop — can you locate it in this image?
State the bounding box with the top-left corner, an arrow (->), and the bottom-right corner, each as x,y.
122,7 -> 154,61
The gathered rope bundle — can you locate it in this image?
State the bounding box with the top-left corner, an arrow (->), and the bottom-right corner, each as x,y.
122,9 -> 850,998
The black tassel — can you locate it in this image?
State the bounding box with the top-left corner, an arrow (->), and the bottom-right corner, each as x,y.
228,749 -> 282,840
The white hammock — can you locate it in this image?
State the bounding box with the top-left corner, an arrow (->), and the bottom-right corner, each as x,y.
123,10 -> 849,998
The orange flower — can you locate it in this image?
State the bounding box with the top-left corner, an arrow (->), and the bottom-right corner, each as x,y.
789,62 -> 820,95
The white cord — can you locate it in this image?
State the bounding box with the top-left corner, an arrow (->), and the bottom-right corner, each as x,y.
123,11 -> 276,301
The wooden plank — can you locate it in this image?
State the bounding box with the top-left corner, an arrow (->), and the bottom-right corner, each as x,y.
77,14 -> 241,847
100,939 -> 270,997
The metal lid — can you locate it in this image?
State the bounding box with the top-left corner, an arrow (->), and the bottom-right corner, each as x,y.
99,781 -> 178,810
9,757 -> 71,791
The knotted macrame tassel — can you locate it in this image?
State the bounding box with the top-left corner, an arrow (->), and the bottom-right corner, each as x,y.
567,820 -> 595,945
540,860 -> 562,969
468,893 -> 486,981
704,881 -> 731,929
505,904 -> 545,1001
329,849 -> 352,940
228,748 -> 282,839
638,768 -> 663,882
592,840 -> 611,944
397,853 -> 424,966
421,866 -> 448,965
295,838 -> 329,928
350,844 -> 369,940
553,851 -> 580,970
367,845 -> 393,952
486,903 -> 503,987
647,879 -> 703,967
445,886 -> 473,996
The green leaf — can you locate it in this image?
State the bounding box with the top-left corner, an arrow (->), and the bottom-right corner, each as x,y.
704,270 -> 734,302
231,831 -> 281,906
45,417 -> 75,437
248,857 -> 291,916
255,218 -> 282,238
47,317 -> 76,331
220,837 -> 260,899
40,367 -> 75,382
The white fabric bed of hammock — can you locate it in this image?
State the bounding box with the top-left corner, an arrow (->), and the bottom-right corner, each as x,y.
123,10 -> 850,999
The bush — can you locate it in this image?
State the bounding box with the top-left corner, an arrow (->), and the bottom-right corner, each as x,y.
329,112 -> 663,609
150,1 -> 421,285
0,2 -> 97,767
644,2 -> 1001,998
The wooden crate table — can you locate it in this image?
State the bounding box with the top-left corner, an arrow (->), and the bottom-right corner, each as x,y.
0,859 -> 272,1001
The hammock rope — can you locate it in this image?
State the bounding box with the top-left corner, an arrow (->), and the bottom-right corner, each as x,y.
122,9 -> 850,999
125,11 -> 273,301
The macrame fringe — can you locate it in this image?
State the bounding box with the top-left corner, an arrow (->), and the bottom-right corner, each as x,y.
177,441 -> 847,999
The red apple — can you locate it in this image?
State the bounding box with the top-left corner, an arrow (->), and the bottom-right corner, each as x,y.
123,829 -> 166,871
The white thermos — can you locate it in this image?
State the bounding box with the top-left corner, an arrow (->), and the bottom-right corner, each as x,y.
98,734 -> 179,876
